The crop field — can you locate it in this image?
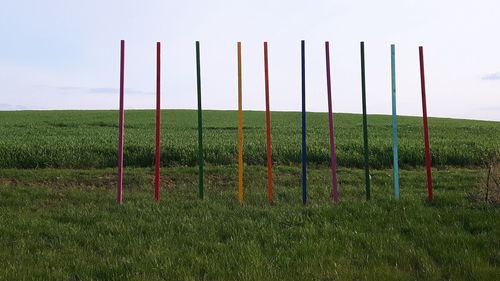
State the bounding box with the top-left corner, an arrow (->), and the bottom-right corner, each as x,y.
0,110 -> 499,280
0,110 -> 498,169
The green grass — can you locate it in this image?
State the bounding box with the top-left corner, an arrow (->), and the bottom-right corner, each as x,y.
0,110 -> 498,169
0,110 -> 498,280
0,166 -> 498,280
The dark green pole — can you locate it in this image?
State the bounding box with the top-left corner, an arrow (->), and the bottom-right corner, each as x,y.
196,41 -> 204,199
360,41 -> 371,200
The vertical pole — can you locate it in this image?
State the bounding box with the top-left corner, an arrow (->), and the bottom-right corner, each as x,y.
360,41 -> 371,200
391,44 -> 399,200
154,42 -> 161,202
325,41 -> 338,203
301,40 -> 307,205
196,41 -> 204,200
237,42 -> 244,202
117,40 -> 125,205
264,42 -> 273,203
419,46 -> 433,201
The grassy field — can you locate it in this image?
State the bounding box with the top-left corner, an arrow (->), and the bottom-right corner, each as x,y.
0,110 -> 499,280
0,110 -> 498,169
0,166 -> 499,280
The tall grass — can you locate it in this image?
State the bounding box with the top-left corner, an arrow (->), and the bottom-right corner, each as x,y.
0,110 -> 498,169
0,166 -> 498,280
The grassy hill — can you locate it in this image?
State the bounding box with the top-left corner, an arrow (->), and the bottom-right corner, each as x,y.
0,110 -> 498,280
0,110 -> 498,169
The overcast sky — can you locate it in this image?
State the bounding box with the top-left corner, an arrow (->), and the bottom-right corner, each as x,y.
0,0 -> 499,121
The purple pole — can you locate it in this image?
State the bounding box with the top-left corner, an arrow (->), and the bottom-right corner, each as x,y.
325,42 -> 338,202
117,40 -> 125,205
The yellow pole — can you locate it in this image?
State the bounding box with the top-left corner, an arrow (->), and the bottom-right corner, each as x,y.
237,42 -> 244,201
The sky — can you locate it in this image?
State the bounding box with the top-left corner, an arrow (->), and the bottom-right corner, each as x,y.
0,0 -> 499,121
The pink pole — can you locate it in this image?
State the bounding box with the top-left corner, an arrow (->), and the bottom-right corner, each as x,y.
117,40 -> 125,204
325,41 -> 339,202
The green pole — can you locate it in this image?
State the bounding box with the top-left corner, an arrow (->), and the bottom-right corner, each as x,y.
360,42 -> 371,200
196,41 -> 204,199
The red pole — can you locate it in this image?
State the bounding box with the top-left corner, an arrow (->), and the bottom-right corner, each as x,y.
154,42 -> 161,202
264,42 -> 273,202
419,46 -> 433,201
117,40 -> 125,204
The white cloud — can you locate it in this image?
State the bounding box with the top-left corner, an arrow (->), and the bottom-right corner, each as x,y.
0,0 -> 499,121
481,72 -> 500,81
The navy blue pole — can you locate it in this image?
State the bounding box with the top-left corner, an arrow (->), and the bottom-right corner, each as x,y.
301,40 -> 307,205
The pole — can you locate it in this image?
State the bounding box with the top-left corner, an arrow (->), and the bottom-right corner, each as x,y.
117,40 -> 125,205
196,41 -> 204,200
391,44 -> 399,200
237,42 -> 244,202
360,41 -> 371,200
154,42 -> 161,202
301,40 -> 307,205
325,41 -> 338,203
419,46 -> 433,201
264,42 -> 273,202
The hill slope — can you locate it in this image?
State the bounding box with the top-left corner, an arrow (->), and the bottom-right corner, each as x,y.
0,110 -> 498,169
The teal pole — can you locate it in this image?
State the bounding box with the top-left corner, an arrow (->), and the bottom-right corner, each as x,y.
391,44 -> 399,200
